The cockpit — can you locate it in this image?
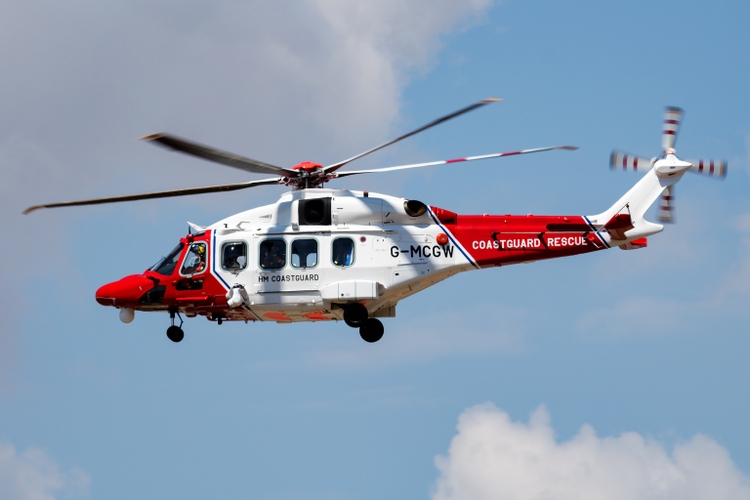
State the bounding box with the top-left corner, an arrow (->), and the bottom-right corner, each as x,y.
150,243 -> 184,276
149,239 -> 208,278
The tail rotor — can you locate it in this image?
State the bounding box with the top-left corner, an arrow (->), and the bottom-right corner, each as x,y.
611,106 -> 726,222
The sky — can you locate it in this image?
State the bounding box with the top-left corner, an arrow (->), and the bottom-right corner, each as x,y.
1,0 -> 750,498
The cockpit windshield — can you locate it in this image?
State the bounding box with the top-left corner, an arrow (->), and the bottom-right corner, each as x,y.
151,243 -> 185,276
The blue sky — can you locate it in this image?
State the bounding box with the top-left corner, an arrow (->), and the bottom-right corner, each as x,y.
1,0 -> 750,498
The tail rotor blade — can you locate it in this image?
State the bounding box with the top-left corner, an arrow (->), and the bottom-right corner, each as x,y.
658,185 -> 675,223
661,106 -> 683,152
687,159 -> 727,178
610,150 -> 654,172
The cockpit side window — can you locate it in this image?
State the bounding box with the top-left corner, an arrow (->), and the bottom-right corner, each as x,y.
259,239 -> 286,270
291,239 -> 318,269
151,243 -> 185,276
180,242 -> 207,276
332,237 -> 354,267
222,241 -> 248,273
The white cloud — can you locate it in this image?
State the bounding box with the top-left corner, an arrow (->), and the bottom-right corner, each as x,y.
433,404 -> 750,500
0,0 -> 494,384
716,213 -> 750,297
269,302 -> 527,371
575,295 -> 691,338
0,442 -> 90,500
577,210 -> 750,339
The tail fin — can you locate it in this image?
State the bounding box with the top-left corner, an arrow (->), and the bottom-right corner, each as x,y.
586,163 -> 689,242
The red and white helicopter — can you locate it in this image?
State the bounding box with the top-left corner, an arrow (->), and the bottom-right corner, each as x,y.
25,100 -> 725,343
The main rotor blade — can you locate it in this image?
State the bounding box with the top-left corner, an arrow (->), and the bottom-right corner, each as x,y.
141,133 -> 298,178
23,178 -> 281,214
323,98 -> 502,174
333,145 -> 577,178
661,107 -> 683,152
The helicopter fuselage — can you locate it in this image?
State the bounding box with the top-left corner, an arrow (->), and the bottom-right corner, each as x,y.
95,188 -> 613,326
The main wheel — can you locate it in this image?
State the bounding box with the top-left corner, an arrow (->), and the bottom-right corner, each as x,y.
166,325 -> 184,343
344,303 -> 368,328
359,318 -> 384,343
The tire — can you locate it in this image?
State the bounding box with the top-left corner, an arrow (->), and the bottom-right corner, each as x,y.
359,318 -> 384,343
166,325 -> 185,343
344,303 -> 368,328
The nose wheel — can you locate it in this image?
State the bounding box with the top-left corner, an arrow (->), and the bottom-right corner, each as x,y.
167,310 -> 184,343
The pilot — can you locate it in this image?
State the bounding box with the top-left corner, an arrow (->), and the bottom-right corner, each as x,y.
183,244 -> 206,274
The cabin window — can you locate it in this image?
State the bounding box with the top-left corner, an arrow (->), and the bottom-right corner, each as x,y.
291,239 -> 318,269
151,243 -> 185,276
222,241 -> 248,273
332,237 -> 354,267
259,239 -> 286,270
180,242 -> 207,275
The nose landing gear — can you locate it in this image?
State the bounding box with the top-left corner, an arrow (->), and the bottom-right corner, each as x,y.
167,310 -> 184,343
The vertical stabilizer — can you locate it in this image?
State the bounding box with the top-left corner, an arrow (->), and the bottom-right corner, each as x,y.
587,156 -> 690,242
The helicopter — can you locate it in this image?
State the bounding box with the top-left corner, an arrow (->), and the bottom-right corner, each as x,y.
24,100 -> 726,343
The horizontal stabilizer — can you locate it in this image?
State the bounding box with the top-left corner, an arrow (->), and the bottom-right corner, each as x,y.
604,213 -> 634,240
619,238 -> 648,250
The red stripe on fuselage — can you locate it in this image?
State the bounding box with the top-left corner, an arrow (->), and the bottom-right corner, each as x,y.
448,214 -> 603,268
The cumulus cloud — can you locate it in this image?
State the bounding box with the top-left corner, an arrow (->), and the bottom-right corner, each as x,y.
0,0 -> 494,384
718,213 -> 750,297
274,302 -> 527,371
433,404 -> 750,500
577,210 -> 750,339
0,442 -> 90,500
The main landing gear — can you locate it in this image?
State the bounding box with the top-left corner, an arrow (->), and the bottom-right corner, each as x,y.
343,303 -> 384,343
166,310 -> 184,343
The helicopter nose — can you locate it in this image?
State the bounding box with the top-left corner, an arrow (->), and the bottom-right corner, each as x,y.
96,274 -> 155,307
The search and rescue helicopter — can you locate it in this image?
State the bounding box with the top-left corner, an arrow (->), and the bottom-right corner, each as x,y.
24,100 -> 726,343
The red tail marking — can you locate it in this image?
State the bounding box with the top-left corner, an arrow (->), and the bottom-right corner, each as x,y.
604,213 -> 634,240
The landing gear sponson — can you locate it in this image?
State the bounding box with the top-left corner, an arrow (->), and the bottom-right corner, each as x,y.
344,303 -> 384,343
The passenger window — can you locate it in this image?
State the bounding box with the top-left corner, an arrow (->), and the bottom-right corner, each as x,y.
291,239 -> 318,269
181,242 -> 207,275
332,237 -> 354,267
222,241 -> 248,273
259,239 -> 286,270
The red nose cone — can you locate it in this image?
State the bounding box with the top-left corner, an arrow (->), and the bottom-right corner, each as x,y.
96,274 -> 154,307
